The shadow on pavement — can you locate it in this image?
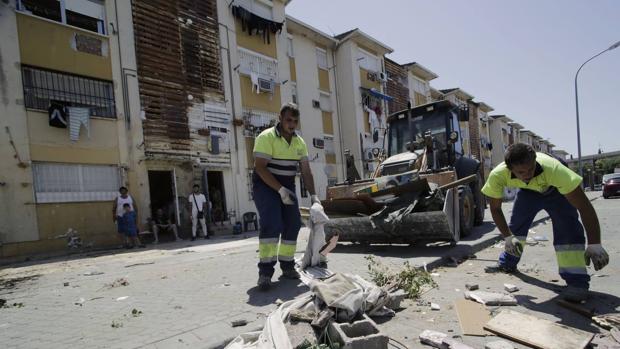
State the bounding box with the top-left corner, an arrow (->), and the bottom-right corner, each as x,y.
246,279 -> 309,306
512,271 -> 620,333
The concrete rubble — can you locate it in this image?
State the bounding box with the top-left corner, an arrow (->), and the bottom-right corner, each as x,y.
484,340 -> 514,349
328,314 -> 388,349
464,291 -> 517,306
503,284 -> 519,293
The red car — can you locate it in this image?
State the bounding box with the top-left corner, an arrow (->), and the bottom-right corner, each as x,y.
602,174 -> 620,199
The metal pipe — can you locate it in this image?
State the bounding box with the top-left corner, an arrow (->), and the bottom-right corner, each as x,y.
331,48 -> 346,180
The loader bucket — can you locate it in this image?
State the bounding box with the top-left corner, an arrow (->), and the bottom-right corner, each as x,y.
324,187 -> 460,245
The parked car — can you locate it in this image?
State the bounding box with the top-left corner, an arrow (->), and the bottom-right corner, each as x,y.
602,174 -> 620,199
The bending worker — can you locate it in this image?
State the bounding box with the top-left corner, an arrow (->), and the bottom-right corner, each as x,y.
252,103 -> 320,291
482,143 -> 609,302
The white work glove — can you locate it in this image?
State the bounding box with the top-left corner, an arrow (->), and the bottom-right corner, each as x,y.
278,186 -> 296,205
585,244 -> 609,271
504,235 -> 524,257
311,195 -> 321,205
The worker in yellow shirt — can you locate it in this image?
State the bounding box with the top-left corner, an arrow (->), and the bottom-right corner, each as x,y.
252,103 -> 320,291
482,143 -> 609,302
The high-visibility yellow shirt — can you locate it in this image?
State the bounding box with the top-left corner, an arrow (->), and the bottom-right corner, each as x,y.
253,124 -> 308,178
482,152 -> 582,199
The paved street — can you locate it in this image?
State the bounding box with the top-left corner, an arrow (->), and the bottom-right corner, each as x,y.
1,192 -> 618,348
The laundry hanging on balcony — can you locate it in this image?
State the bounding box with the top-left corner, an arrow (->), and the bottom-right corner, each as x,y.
68,107 -> 90,142
231,5 -> 284,44
361,87 -> 394,102
48,102 -> 68,128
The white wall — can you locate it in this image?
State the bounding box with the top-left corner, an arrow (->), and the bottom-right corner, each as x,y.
0,2 -> 40,243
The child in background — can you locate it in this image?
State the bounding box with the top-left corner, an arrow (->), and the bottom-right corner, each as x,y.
119,203 -> 144,248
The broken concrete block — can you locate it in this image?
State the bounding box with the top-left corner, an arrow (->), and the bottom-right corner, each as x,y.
485,340 -> 514,349
329,314 -> 388,349
419,330 -> 447,347
387,289 -> 407,310
231,319 -> 248,327
465,283 -> 479,291
465,291 -> 517,306
441,338 -> 475,349
503,284 -> 519,293
285,320 -> 317,348
431,303 -> 441,311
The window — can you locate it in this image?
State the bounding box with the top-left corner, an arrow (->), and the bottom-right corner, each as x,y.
22,66 -> 116,118
33,163 -> 121,203
316,48 -> 328,70
357,48 -> 380,73
18,0 -> 107,35
238,48 -> 278,79
287,36 -> 294,58
291,82 -> 297,104
319,92 -> 331,112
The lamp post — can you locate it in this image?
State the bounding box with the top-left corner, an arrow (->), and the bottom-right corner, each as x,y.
574,40 -> 620,180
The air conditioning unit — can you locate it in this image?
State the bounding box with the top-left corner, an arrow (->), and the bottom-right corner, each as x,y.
363,148 -> 375,161
367,72 -> 377,81
379,72 -> 388,82
312,138 -> 325,149
312,100 -> 321,109
258,78 -> 274,92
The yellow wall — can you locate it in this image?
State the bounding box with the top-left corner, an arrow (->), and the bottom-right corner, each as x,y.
325,153 -> 336,164
360,68 -> 381,90
245,137 -> 255,168
1,202 -> 122,258
16,13 -> 112,80
318,68 -> 330,92
26,111 -> 120,164
239,76 -> 282,113
363,111 -> 371,133
322,111 -> 333,135
289,58 -> 297,82
235,20 -> 277,58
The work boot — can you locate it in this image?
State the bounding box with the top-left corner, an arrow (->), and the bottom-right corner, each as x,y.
257,275 -> 272,291
484,263 -> 517,274
561,286 -> 589,303
280,269 -> 300,280
318,261 -> 328,269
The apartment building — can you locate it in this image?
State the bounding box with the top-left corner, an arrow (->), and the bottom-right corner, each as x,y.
440,88 -> 474,157
475,102 -> 494,178
404,62 -> 437,107
489,115 -> 513,167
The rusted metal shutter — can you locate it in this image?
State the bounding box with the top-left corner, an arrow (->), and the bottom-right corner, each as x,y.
384,59 -> 409,114
132,0 -> 223,154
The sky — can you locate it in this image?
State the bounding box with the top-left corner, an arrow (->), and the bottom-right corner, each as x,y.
287,0 -> 620,157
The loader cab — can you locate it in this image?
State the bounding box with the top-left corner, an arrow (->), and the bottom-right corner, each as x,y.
382,101 -> 465,175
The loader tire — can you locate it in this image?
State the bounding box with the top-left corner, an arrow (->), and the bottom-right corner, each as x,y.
472,173 -> 486,226
459,186 -> 475,237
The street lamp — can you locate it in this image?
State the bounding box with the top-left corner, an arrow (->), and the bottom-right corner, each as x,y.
574,40 -> 620,180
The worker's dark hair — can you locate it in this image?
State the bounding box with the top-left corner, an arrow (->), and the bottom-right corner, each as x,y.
505,143 -> 536,169
119,186 -> 128,192
193,184 -> 200,188
280,103 -> 300,118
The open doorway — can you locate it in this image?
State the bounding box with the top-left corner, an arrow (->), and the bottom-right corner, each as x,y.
148,171 -> 175,221
206,171 -> 227,225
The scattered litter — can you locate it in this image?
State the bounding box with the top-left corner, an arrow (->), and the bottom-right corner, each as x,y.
533,236 -> 549,242
454,299 -> 491,336
231,319 -> 248,327
465,283 -> 479,291
63,282 -> 70,287
442,338 -> 474,349
0,299 -> 5,307
116,296 -> 129,301
431,303 -> 441,311
485,340 -> 514,349
111,320 -> 123,328
274,298 -> 284,305
419,329 -> 447,347
593,274 -> 609,278
503,284 -> 519,293
89,297 -> 104,301
74,298 -> 85,306
465,291 -> 517,306
528,229 -> 537,235
83,271 -> 104,276
366,256 -> 437,299
455,288 -> 461,292
431,273 -> 440,277
550,279 -> 559,283
592,313 -> 620,330
289,308 -> 316,323
125,262 -> 155,268
525,237 -> 538,246
1,302 -> 25,309
493,241 -> 505,249
131,308 -> 142,317
174,305 -> 183,310
161,276 -> 168,279
106,278 -> 129,288
223,282 -> 231,287
484,309 -> 594,349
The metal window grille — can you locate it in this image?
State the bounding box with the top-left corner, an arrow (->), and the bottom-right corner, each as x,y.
33,162 -> 121,203
238,48 -> 278,80
21,65 -> 116,118
316,48 -> 328,70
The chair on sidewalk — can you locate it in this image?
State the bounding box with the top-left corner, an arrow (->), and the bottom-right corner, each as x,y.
243,212 -> 258,232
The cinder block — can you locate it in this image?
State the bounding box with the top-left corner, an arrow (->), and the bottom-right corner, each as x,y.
328,314 -> 388,349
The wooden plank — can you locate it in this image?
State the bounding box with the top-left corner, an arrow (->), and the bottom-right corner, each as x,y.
454,299 -> 491,336
484,309 -> 594,349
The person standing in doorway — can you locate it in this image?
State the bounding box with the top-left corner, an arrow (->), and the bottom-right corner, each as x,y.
118,203 -> 144,248
252,103 -> 320,291
189,184 -> 209,241
112,187 -> 138,244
